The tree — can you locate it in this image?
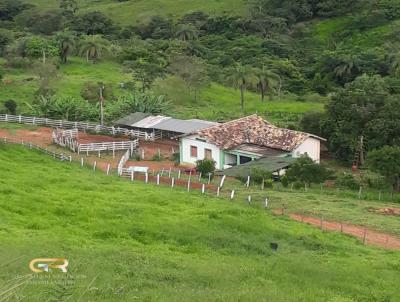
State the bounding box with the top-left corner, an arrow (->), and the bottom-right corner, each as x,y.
15,9 -> 63,35
175,24 -> 198,41
72,11 -> 115,35
255,66 -> 280,102
228,64 -> 257,111
60,0 -> 78,17
367,146 -> 400,192
323,74 -> 390,161
79,35 -> 108,63
124,59 -> 164,93
0,0 -> 32,21
55,31 -> 75,64
286,155 -> 331,187
168,55 -> 209,102
33,62 -> 59,98
333,54 -> 360,83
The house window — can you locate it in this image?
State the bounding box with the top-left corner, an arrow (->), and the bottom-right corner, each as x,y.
190,146 -> 198,158
205,148 -> 212,160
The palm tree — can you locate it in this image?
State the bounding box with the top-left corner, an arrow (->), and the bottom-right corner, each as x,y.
255,67 -> 281,102
79,35 -> 108,64
175,24 -> 198,42
333,54 -> 360,80
228,64 -> 257,111
56,31 -> 75,64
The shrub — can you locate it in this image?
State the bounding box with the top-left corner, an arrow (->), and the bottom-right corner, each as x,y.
281,175 -> 289,187
336,173 -> 359,190
3,99 -> 17,114
286,155 -> 332,187
151,153 -> 164,161
196,159 -> 216,177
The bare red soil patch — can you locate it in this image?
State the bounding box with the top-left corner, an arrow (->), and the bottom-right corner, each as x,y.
76,132 -> 131,144
369,207 -> 400,217
139,139 -> 179,160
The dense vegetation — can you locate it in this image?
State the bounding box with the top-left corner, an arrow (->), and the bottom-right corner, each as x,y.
1,0 -> 400,164
0,144 -> 399,301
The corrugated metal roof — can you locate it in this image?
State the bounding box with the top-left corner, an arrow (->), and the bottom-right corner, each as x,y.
132,115 -> 171,128
114,112 -> 151,126
216,156 -> 295,177
152,118 -> 218,134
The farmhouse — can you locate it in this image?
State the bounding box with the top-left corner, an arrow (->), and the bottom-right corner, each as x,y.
179,114 -> 325,171
115,112 -> 217,140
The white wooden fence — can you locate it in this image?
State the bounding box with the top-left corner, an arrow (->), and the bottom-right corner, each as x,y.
52,128 -> 139,154
78,140 -> 138,154
118,149 -> 131,176
2,137 -> 72,161
0,114 -> 158,141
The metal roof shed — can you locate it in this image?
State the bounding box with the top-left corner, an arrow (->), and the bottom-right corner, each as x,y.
154,118 -> 217,134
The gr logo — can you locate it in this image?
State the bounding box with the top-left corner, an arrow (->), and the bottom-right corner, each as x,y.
29,258 -> 69,273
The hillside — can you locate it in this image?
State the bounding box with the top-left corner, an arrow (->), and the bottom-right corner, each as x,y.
25,0 -> 247,25
0,144 -> 399,301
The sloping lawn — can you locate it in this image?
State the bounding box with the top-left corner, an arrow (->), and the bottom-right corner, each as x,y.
0,144 -> 399,301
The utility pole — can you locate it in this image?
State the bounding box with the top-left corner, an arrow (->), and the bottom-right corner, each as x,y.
99,83 -> 105,126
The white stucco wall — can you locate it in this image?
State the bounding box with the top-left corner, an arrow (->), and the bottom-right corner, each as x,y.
292,137 -> 321,163
180,135 -> 222,168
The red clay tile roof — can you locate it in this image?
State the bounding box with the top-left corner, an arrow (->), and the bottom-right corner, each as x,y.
195,114 -> 324,151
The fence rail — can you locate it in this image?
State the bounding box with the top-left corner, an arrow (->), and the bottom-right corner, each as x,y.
2,137 -> 72,161
0,114 -> 156,141
78,140 -> 138,153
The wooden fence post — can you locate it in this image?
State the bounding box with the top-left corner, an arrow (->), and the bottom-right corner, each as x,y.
363,229 -> 367,245
187,178 -> 191,192
106,164 -> 111,176
246,176 -> 250,188
220,175 -> 226,188
171,177 -> 175,188
201,184 -> 205,194
157,174 -> 160,185
131,171 -> 135,182
264,197 -> 268,208
81,157 -> 84,168
247,195 -> 252,204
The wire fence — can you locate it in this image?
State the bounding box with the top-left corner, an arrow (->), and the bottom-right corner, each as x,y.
1,138 -> 399,250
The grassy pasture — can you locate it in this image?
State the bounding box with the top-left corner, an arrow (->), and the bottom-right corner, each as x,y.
0,144 -> 399,301
24,0 -> 247,25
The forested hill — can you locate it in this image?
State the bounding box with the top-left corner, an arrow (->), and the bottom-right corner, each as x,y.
1,0 -> 400,161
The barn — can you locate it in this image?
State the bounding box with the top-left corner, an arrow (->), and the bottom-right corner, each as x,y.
179,114 -> 325,171
114,113 -> 217,140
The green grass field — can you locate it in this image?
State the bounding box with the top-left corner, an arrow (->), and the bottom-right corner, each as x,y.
0,144 -> 399,301
24,0 -> 247,25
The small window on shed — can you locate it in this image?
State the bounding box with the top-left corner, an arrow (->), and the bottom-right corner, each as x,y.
190,146 -> 198,158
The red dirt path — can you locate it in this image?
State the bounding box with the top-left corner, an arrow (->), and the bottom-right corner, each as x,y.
274,210 -> 400,250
